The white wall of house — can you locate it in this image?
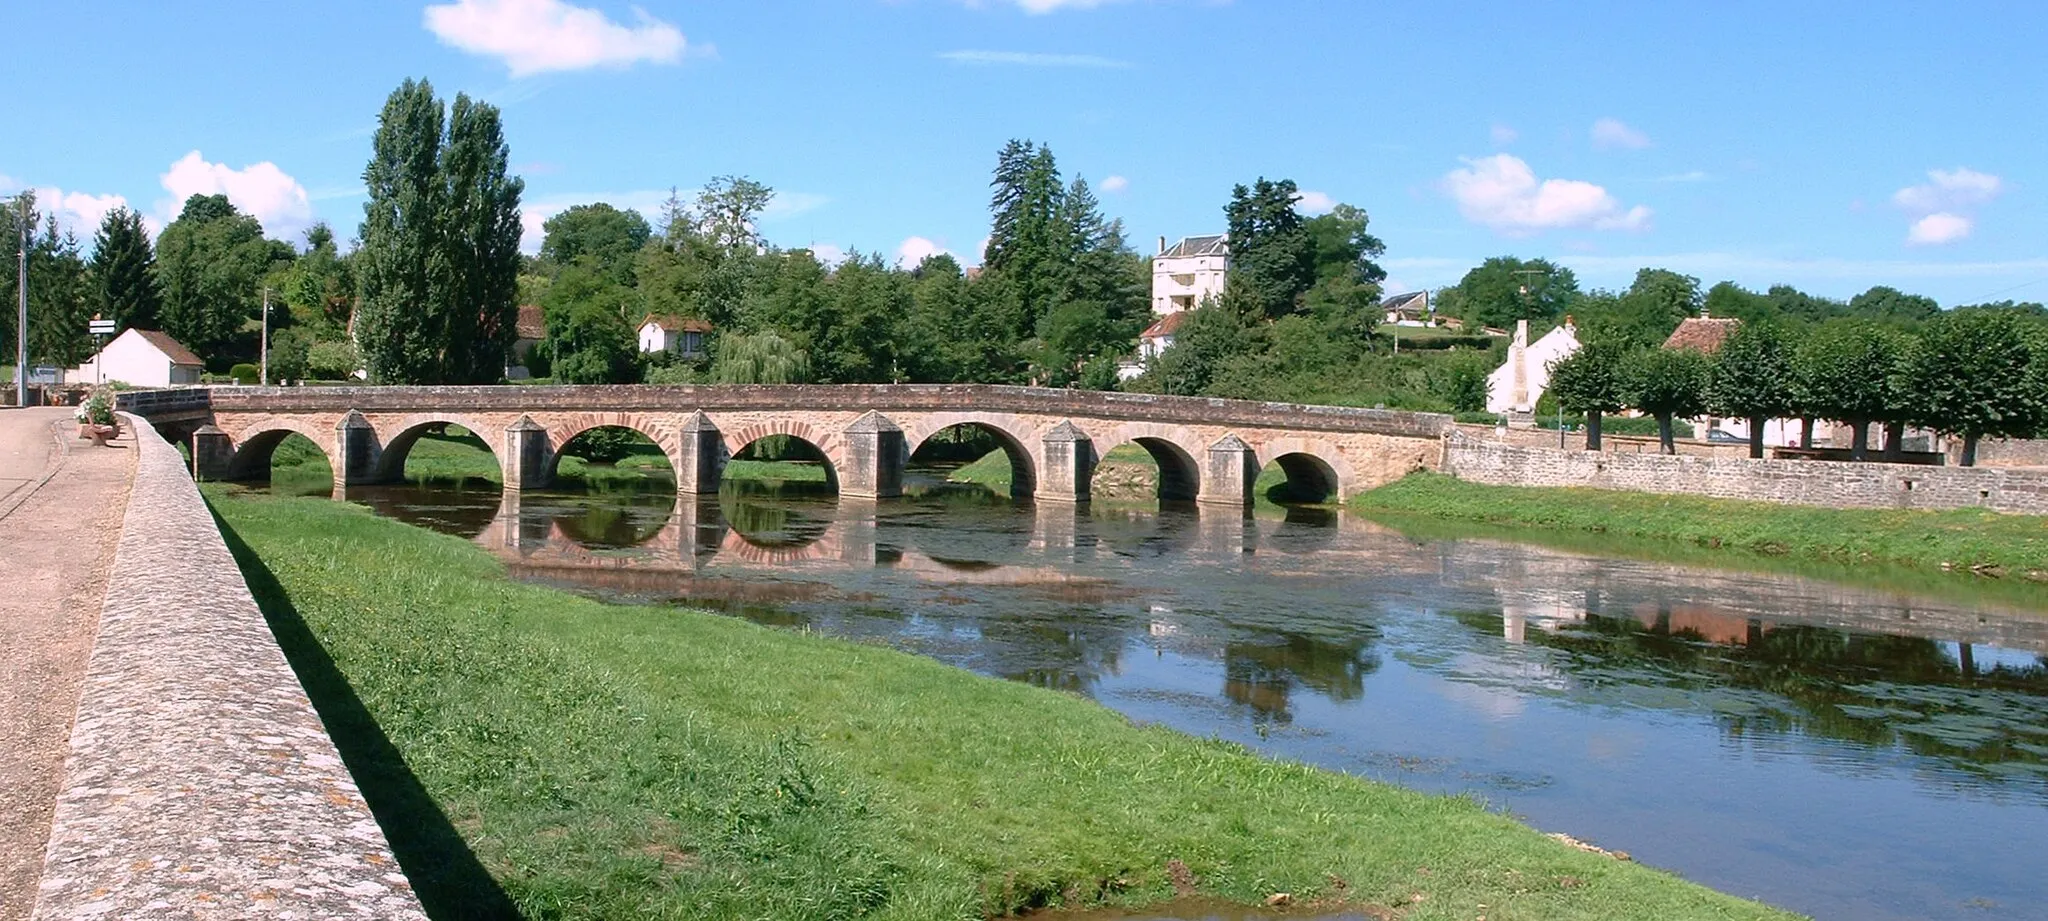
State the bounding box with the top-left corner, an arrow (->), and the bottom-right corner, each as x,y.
72,330 -> 202,387
1139,332 -> 1175,361
1150,237 -> 1229,315
638,322 -> 677,354
1486,319 -> 1580,415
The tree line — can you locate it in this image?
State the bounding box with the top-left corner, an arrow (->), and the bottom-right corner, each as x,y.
1547,308 -> 2048,465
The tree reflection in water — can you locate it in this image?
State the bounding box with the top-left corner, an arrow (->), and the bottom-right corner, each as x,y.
1222,631 -> 1382,725
1522,609 -> 2048,790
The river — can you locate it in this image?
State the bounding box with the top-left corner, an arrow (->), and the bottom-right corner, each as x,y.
324,471 -> 2048,921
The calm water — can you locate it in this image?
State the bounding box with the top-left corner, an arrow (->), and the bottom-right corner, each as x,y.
331,472 -> 2048,921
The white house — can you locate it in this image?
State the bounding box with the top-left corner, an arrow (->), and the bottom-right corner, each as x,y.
638,314 -> 710,358
1486,318 -> 1580,415
1151,235 -> 1229,315
72,328 -> 204,387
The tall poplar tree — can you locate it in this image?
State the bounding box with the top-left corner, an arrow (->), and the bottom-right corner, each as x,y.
357,78 -> 523,383
90,206 -> 160,331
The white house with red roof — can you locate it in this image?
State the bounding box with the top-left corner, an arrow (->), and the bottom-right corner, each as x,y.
73,329 -> 205,387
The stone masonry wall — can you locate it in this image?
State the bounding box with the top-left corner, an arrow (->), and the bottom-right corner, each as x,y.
1444,434 -> 2048,515
32,414 -> 425,920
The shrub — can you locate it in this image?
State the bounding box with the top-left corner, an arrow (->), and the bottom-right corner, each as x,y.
229,363 -> 260,385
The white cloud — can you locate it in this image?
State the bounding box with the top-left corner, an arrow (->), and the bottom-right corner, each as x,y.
970,0 -> 1125,12
1652,170 -> 1713,183
1099,174 -> 1129,193
1892,168 -> 2002,246
1907,212 -> 1973,246
1893,168 -> 2002,214
31,188 -> 131,238
896,236 -> 949,268
1489,124 -> 1518,146
1440,154 -> 1651,234
423,0 -> 689,78
1590,117 -> 1651,151
763,191 -> 830,220
158,151 -> 314,240
1294,190 -> 1336,215
938,50 -> 1132,68
805,243 -> 850,267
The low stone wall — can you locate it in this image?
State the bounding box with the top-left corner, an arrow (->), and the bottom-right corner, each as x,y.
32,415 -> 424,919
1451,423 -> 1751,459
1443,434 -> 2048,515
1950,437 -> 2048,469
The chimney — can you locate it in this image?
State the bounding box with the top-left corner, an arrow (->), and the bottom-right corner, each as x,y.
1158,236 -> 1167,256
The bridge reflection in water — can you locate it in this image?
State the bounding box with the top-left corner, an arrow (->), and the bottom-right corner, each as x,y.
336,477 -> 2048,921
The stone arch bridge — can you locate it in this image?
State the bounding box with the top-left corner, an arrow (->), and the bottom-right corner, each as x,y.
120,384 -> 1452,505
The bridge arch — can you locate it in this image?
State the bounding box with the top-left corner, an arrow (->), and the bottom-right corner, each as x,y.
370,414 -> 504,485
223,421 -> 339,483
903,413 -> 1040,498
722,419 -> 841,494
1094,422 -> 1206,503
1255,437 -> 1353,505
540,416 -> 684,489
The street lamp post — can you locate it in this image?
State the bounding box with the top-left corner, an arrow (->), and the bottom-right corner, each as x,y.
14,196 -> 26,408
259,287 -> 270,386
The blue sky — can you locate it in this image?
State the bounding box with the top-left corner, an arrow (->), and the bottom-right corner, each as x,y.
4,0 -> 2045,305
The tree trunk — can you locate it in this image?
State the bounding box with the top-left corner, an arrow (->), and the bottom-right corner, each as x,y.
1747,416 -> 1765,459
1882,421 -> 1905,461
1800,416 -> 1815,449
1849,421 -> 1869,461
1585,410 -> 1603,451
1962,432 -> 1979,467
1657,414 -> 1676,455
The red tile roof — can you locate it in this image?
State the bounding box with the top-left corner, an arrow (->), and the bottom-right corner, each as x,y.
1140,311 -> 1188,339
135,329 -> 204,366
515,304 -> 545,340
1663,316 -> 1741,354
641,314 -> 713,333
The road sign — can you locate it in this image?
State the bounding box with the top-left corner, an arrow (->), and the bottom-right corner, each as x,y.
26,365 -> 59,385
88,319 -> 117,335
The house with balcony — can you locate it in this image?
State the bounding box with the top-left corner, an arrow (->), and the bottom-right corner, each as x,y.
1151,234 -> 1229,315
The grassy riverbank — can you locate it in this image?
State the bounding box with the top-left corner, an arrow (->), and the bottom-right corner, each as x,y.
210,488 -> 1794,921
1357,473 -> 2048,580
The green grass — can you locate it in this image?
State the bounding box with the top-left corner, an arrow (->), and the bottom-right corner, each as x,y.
209,489 -> 1796,921
1357,472 -> 2048,580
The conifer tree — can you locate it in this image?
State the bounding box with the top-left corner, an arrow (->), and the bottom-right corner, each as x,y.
89,206 -> 160,331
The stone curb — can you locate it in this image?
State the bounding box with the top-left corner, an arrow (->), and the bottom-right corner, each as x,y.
30,414 -> 425,921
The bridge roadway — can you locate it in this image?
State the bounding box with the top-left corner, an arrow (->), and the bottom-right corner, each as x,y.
123,384 -> 1454,505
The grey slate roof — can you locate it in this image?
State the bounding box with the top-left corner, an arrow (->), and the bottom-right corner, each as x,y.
1160,235 -> 1229,259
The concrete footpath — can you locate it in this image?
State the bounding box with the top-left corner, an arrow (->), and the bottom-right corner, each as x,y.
0,408 -> 133,921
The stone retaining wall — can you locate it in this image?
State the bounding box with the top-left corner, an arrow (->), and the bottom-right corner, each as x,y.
32,414 -> 424,920
1443,433 -> 2048,515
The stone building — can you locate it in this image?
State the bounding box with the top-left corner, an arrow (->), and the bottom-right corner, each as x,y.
1485,318 -> 1580,416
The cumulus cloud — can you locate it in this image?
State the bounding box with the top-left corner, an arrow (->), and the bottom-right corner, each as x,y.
1489,124 -> 1518,146
1907,212 -> 1973,246
31,188 -> 131,238
1294,190 -> 1336,215
1893,168 -> 2002,214
1099,175 -> 1129,193
896,236 -> 949,268
423,0 -> 690,77
159,151 -> 314,239
1590,117 -> 1651,151
1892,168 -> 2002,246
805,243 -> 850,267
938,50 -> 1131,68
1441,154 -> 1650,234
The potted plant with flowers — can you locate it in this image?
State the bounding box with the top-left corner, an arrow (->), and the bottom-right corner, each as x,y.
75,386 -> 120,445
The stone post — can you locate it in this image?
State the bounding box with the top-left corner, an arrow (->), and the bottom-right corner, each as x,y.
674,410 -> 726,495
1030,501 -> 1085,563
668,493 -> 725,565
1201,434 -> 1258,507
189,425 -> 234,480
1038,421 -> 1095,503
335,411 -> 379,487
835,497 -> 882,565
840,411 -> 904,499
503,415 -> 551,490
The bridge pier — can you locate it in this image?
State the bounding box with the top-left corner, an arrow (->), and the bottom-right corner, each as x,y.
1202,434 -> 1259,507
1038,421 -> 1096,503
336,411 -> 380,486
675,411 -> 727,495
189,425 -> 234,480
504,415 -> 552,489
841,412 -> 905,499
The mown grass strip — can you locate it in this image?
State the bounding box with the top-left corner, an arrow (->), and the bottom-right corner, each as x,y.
1355,472 -> 2048,579
211,487 -> 1798,921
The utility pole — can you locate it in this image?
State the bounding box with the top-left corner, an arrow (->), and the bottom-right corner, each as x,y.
259,287 -> 270,386
15,196 -> 27,409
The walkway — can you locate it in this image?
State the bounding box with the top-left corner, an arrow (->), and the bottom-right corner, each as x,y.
0,408 -> 133,921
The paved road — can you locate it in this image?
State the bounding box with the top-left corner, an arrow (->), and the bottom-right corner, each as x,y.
0,409 -> 133,921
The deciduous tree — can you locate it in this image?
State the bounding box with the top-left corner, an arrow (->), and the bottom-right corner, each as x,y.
1793,320 -> 1904,459
1708,320 -> 1798,458
1450,257 -> 1578,331
1547,339 -> 1628,449
1626,347 -> 1710,453
156,193 -> 281,362
1896,310 -> 2047,465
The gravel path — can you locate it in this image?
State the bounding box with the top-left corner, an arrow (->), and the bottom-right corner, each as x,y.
0,409 -> 132,921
